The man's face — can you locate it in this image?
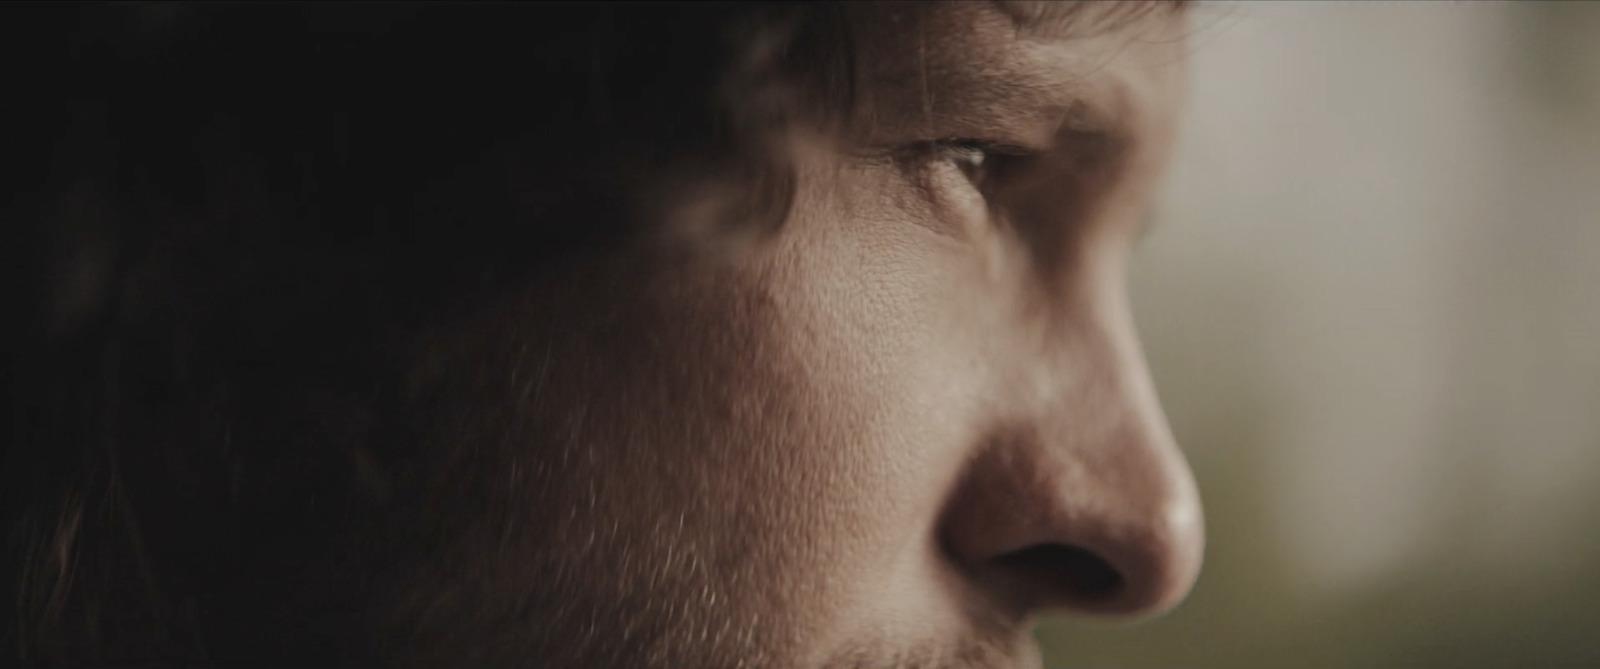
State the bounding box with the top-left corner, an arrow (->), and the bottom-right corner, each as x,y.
383,4 -> 1201,667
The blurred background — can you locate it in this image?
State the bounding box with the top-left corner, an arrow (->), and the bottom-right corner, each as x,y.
1038,2 -> 1600,666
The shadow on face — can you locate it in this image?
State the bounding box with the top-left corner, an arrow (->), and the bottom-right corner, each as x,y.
10,3 -> 1199,667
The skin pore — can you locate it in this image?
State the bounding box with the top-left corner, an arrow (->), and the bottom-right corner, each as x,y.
361,3 -> 1202,667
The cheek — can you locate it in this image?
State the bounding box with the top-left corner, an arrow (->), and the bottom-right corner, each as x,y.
394,159 -> 1014,661
606,163 -> 1006,635
742,162 -> 1026,614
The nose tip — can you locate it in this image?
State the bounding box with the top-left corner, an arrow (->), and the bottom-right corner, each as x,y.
1045,488 -> 1204,617
939,424 -> 1205,619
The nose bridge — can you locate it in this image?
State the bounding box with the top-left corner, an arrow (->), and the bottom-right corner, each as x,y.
1036,315 -> 1204,612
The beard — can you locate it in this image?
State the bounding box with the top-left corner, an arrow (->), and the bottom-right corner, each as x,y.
364,547 -> 1039,669
819,627 -> 1040,669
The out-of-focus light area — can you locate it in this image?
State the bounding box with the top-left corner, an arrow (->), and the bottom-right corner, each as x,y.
1040,2 -> 1600,666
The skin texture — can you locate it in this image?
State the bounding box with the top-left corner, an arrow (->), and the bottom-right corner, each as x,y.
362,4 -> 1201,667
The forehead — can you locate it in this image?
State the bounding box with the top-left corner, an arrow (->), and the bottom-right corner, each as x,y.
844,1 -> 1188,146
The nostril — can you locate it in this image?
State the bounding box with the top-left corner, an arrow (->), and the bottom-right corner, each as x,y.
994,543 -> 1124,603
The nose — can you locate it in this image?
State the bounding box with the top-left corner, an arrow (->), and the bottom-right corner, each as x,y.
938,343 -> 1204,619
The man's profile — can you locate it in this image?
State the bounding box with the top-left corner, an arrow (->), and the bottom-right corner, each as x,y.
9,2 -> 1203,666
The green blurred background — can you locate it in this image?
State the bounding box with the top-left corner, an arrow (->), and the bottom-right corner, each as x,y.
1038,3 -> 1600,666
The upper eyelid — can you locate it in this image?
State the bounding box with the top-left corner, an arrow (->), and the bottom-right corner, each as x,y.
898,138 -> 1040,170
931,138 -> 1040,157
941,124 -> 1129,178
921,98 -> 1119,158
928,139 -> 1043,181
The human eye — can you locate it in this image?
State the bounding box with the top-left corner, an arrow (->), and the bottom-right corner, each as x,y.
925,138 -> 1037,191
890,137 -> 1039,236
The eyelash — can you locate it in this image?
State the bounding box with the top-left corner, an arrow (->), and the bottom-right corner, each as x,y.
888,137 -> 1040,235
927,138 -> 1034,188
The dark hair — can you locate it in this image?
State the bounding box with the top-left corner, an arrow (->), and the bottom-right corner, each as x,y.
7,2 -> 1182,663
8,3 -> 844,663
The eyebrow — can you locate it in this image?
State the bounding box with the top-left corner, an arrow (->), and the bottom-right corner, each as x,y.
909,40 -> 1136,161
854,1 -> 1164,169
989,0 -> 1189,38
